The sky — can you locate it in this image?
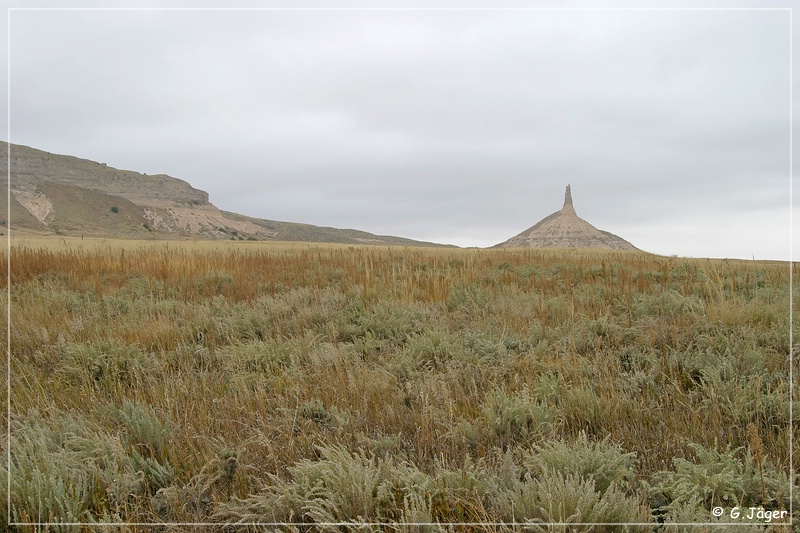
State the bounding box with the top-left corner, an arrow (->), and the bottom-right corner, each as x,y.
2,0 -> 796,260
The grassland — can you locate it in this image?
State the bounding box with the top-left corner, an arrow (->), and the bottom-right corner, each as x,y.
3,237 -> 797,531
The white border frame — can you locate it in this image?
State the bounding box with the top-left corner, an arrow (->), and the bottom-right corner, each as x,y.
5,5 -> 794,529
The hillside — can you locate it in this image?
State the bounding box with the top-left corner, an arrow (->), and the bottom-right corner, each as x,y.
0,142 -> 450,247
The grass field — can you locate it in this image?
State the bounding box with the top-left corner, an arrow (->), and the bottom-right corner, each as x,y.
3,237 -> 797,531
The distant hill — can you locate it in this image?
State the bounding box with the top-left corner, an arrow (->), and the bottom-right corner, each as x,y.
494,185 -> 640,251
0,142 -> 451,247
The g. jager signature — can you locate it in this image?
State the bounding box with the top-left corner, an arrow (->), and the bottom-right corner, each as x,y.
730,507 -> 788,522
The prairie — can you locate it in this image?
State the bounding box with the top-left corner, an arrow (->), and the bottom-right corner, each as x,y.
3,237 -> 797,531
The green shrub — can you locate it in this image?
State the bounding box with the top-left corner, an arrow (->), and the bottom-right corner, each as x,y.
4,409 -> 162,526
218,339 -> 287,375
495,471 -> 646,528
58,340 -> 159,389
404,328 -> 462,370
150,444 -> 239,522
633,289 -> 704,319
117,400 -> 172,461
356,300 -> 430,344
481,391 -> 553,447
446,284 -> 490,316
524,432 -> 637,494
293,398 -> 350,431
649,441 -> 792,515
215,445 -> 431,526
560,383 -> 603,435
427,455 -> 498,522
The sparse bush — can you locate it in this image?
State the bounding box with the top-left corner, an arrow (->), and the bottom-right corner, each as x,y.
427,455 -> 498,521
215,445 -> 431,525
649,441 -> 793,515
117,400 -> 172,461
560,382 -> 604,435
58,339 -> 160,389
297,399 -> 335,427
446,284 -> 490,316
404,327 -> 461,370
524,432 -> 637,494
480,389 -> 554,447
4,409 -> 168,526
151,445 -> 238,522
495,471 -> 647,528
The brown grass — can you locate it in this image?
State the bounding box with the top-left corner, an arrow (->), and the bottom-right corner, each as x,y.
3,237 -> 796,530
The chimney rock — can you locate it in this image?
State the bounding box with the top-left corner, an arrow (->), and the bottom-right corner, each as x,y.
561,184 -> 576,215
493,184 -> 639,251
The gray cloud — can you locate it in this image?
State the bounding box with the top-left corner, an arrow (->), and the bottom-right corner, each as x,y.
5,3 -> 795,259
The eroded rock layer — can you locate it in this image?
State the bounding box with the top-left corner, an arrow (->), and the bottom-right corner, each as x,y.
494,185 -> 638,250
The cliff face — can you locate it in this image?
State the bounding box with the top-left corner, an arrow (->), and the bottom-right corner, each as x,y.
4,143 -> 210,208
0,142 -> 262,239
494,185 -> 639,251
0,142 -> 450,246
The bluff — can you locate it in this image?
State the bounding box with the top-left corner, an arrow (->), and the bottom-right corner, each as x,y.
0,142 -> 449,247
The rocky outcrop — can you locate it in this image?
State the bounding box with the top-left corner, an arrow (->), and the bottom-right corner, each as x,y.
10,188 -> 54,225
0,142 -> 252,239
0,141 -> 451,246
3,143 -> 210,208
494,185 -> 639,250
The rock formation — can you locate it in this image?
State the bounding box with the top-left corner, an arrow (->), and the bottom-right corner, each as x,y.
0,141 -> 451,246
493,185 -> 639,250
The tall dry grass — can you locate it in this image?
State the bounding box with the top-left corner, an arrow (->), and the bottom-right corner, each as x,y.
2,239 -> 796,531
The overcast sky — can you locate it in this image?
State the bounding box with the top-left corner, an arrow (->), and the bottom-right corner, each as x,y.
3,0 -> 796,260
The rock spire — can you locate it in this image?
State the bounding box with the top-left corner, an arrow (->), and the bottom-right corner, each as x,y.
493,185 -> 639,250
562,184 -> 576,215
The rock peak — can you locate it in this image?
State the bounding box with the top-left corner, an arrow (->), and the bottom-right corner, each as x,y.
562,184 -> 576,215
493,183 -> 640,250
